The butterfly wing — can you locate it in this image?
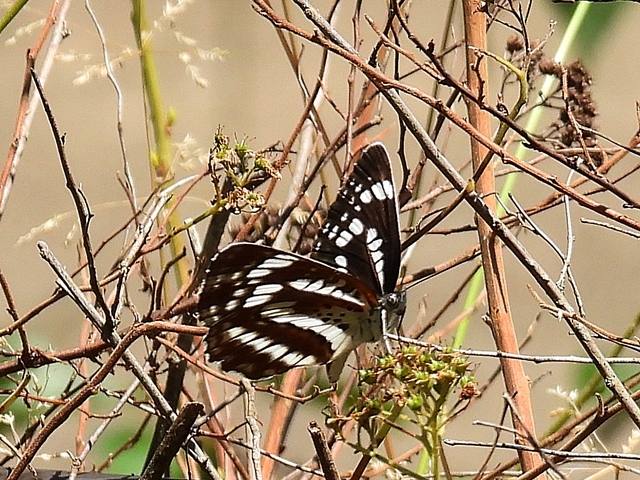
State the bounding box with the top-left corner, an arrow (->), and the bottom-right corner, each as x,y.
197,243 -> 382,379
312,143 -> 401,296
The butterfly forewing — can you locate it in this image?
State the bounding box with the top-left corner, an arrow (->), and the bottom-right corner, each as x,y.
198,243 -> 382,379
311,143 -> 401,296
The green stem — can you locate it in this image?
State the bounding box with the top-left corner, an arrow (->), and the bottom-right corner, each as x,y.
545,310 -> 640,436
131,0 -> 189,290
131,0 -> 173,179
0,0 -> 29,36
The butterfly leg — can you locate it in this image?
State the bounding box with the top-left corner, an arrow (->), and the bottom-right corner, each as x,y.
326,354 -> 348,383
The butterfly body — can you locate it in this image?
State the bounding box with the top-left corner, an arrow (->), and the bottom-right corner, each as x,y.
197,143 -> 404,381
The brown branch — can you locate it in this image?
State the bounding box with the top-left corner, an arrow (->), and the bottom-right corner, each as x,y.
0,0 -> 64,220
308,421 -> 339,480
141,402 -> 204,480
462,0 -> 542,475
7,321 -> 181,480
31,68 -> 115,339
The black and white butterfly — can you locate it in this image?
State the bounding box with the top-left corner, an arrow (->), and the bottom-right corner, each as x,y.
197,143 -> 405,381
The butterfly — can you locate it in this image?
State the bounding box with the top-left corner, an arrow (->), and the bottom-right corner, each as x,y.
197,143 -> 405,381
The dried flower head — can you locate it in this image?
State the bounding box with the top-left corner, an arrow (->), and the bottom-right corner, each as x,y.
550,61 -> 600,165
506,34 -> 525,54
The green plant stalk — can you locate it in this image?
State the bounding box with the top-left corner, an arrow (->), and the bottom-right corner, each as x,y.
415,388 -> 456,478
416,448 -> 430,478
453,43 -> 529,352
414,424 -> 437,480
344,401 -> 407,480
545,310 -> 640,437
373,401 -> 404,447
430,387 -> 456,478
0,0 -> 29,35
421,401 -> 442,480
453,2 -> 592,348
170,202 -> 224,238
427,415 -> 441,480
131,0 -> 190,290
348,401 -> 430,480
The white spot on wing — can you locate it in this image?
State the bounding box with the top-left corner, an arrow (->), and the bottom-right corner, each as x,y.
290,317 -> 326,329
370,239 -> 383,253
309,323 -> 344,340
270,314 -> 315,324
227,326 -> 246,338
247,336 -> 271,352
236,330 -> 259,344
290,279 -> 327,293
282,352 -> 311,366
253,283 -> 284,295
329,290 -> 366,306
206,275 -> 222,287
225,299 -> 241,311
246,268 -> 271,279
360,189 -> 373,203
233,288 -> 249,298
203,313 -> 220,323
289,279 -> 310,290
317,285 -> 337,296
336,230 -> 353,247
371,180 -> 393,200
244,294 -> 272,308
382,179 -> 394,198
323,224 -> 340,241
307,279 -> 327,292
349,218 -> 364,235
262,344 -> 289,361
335,255 -> 347,268
330,290 -> 346,299
260,301 -> 296,317
230,271 -> 244,281
323,326 -> 352,352
259,254 -> 296,269
261,307 -> 294,318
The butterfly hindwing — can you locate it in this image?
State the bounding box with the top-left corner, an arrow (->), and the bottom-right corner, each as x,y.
198,243 -> 382,379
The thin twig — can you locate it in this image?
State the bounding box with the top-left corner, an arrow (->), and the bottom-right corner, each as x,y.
30,67 -> 116,337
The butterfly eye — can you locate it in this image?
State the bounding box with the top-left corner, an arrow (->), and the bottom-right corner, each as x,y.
383,291 -> 407,315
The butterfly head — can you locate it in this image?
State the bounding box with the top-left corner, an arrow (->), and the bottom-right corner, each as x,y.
380,289 -> 406,332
